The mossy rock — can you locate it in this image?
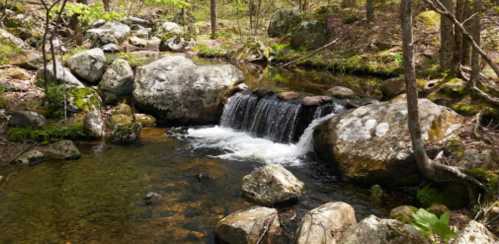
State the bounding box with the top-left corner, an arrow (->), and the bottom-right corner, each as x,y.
69,87 -> 102,112
290,20 -> 330,50
7,123 -> 91,143
464,168 -> 499,196
110,114 -> 133,127
390,205 -> 418,224
416,184 -> 469,209
0,38 -> 23,65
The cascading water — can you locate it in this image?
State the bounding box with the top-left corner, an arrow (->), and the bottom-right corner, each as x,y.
187,91 -> 346,165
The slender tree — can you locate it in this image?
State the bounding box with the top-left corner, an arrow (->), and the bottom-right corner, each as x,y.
210,0 -> 216,39
103,0 -> 110,11
401,0 -> 483,188
439,0 -> 454,72
470,0 -> 481,84
366,0 -> 374,22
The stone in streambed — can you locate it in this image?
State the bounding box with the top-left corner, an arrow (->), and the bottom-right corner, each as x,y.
241,164 -> 304,206
67,48 -> 107,84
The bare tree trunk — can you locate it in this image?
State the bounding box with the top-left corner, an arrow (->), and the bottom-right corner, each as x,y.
103,0 -> 110,11
401,0 -> 484,188
439,0 -> 454,72
366,0 -> 374,22
461,1 -> 472,66
210,0 -> 216,39
470,0 -> 481,84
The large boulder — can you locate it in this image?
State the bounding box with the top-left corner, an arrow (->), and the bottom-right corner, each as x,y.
38,140 -> 81,160
339,215 -> 430,244
133,55 -> 244,124
314,97 -> 464,186
67,48 -> 107,84
241,164 -> 304,206
86,21 -> 131,46
290,20 -> 330,50
99,58 -> 134,104
36,61 -> 85,87
215,206 -> 282,244
452,220 -> 497,244
268,9 -> 302,38
296,202 -> 357,244
109,122 -> 142,145
7,110 -> 46,128
160,21 -> 183,35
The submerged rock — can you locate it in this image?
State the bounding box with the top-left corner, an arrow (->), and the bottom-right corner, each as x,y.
144,192 -> 162,205
314,97 -> 464,186
135,113 -> 157,127
452,220 -> 497,244
296,202 -> 357,244
215,206 -> 282,244
133,55 -> 244,124
339,215 -> 430,244
7,111 -> 46,128
241,164 -> 304,206
110,122 -> 142,145
15,149 -> 45,165
39,140 -> 81,160
99,58 -> 134,104
67,48 -> 107,84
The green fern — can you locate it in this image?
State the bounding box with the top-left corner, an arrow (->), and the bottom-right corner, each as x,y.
411,208 -> 456,243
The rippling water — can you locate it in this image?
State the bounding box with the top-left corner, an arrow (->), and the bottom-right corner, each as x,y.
0,128 -> 388,243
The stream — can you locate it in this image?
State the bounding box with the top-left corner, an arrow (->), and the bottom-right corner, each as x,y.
0,66 -> 390,243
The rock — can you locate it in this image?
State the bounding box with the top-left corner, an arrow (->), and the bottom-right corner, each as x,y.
87,21 -> 131,46
11,50 -> 43,70
15,149 -> 45,165
123,16 -> 151,27
314,98 -> 464,186
36,60 -> 84,87
452,220 -> 497,244
144,191 -> 161,205
67,87 -> 103,112
110,114 -> 133,127
241,164 -> 304,206
128,36 -> 161,51
161,21 -> 183,35
328,86 -> 356,98
290,20 -> 329,50
7,110 -> 46,128
135,113 -> 157,127
302,96 -> 332,106
99,58 -> 134,104
133,55 -> 245,124
268,9 -> 302,37
111,103 -> 133,116
390,205 -> 417,224
427,203 -> 449,216
0,109 -> 9,134
67,48 -> 107,84
84,109 -> 105,138
0,28 -> 29,49
381,76 -> 405,99
296,202 -> 357,244
161,36 -> 196,52
0,66 -> 34,92
278,91 -> 300,101
0,175 -> 3,183
90,19 -> 106,28
339,215 -> 430,244
134,27 -> 152,39
102,43 -> 121,53
110,122 -> 142,145
39,140 -> 81,160
215,206 -> 282,244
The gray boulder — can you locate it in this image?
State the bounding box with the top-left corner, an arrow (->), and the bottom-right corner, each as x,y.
290,20 -> 330,50
328,86 -> 356,98
84,109 -> 105,138
102,43 -> 121,53
268,9 -> 302,37
15,149 -> 45,165
161,21 -> 183,35
7,111 -> 46,128
133,55 -> 244,124
339,215 -> 430,244
67,48 -> 107,84
0,28 -> 29,49
39,140 -> 81,160
314,97 -> 464,186
296,202 -> 357,244
241,164 -> 304,206
36,61 -> 84,87
99,58 -> 134,103
87,21 -> 131,46
452,220 -> 497,244
215,206 -> 282,244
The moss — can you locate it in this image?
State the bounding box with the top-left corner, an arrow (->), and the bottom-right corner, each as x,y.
7,124 -> 91,143
114,52 -> 153,67
0,38 -> 23,65
69,87 -> 102,112
62,47 -> 89,63
45,86 -> 102,118
193,43 -> 228,58
464,168 -> 499,196
439,78 -> 466,98
416,184 -> 468,209
416,11 -> 441,29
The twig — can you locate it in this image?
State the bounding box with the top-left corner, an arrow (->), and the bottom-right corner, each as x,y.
281,38 -> 340,68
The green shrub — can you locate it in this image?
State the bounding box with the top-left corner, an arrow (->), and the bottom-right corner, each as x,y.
411,208 -> 455,243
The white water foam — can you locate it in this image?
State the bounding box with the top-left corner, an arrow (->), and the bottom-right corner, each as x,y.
186,112 -> 337,165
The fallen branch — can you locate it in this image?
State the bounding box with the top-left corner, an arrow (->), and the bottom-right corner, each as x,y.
280,38 -> 340,68
459,66 -> 499,106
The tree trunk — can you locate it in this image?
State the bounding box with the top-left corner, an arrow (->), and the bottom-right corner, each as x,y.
470,0 -> 481,84
439,0 -> 454,72
453,0 -> 464,70
342,0 -> 358,8
401,0 -> 484,188
366,0 -> 374,22
103,0 -> 110,12
210,0 -> 216,39
461,1 -> 472,66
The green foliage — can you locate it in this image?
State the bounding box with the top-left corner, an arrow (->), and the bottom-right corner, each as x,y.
7,124 -> 90,143
143,0 -> 190,8
55,3 -> 125,24
465,168 -> 499,196
417,185 -> 446,207
411,209 -> 456,243
194,44 -> 228,58
45,85 -> 66,119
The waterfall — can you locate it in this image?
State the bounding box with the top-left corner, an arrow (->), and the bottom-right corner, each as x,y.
296,112 -> 338,155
